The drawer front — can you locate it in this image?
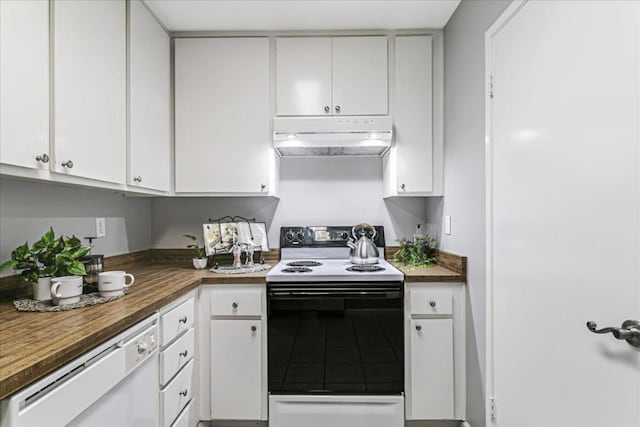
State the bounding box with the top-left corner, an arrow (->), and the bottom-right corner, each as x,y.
170,401 -> 192,427
410,289 -> 453,316
161,359 -> 194,427
161,298 -> 195,346
160,328 -> 195,386
211,288 -> 263,317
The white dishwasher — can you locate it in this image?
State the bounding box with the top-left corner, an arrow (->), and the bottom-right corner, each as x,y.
0,315 -> 159,427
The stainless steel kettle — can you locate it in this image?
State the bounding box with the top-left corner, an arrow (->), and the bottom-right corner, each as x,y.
347,223 -> 380,265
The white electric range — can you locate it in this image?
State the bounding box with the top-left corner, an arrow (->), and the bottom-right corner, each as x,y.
266,226 -> 405,427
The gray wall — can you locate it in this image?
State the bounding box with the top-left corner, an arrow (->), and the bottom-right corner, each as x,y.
152,157 -> 436,249
0,177 -> 152,274
441,1 -> 511,426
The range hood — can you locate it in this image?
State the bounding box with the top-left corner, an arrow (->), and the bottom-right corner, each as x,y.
273,116 -> 393,157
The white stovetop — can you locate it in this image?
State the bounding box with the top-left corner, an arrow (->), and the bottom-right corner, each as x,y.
266,258 -> 404,283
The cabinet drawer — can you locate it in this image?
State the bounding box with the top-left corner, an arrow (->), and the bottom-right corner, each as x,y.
161,359 -> 194,427
410,289 -> 453,316
170,401 -> 192,427
161,298 -> 195,347
211,288 -> 263,317
160,328 -> 195,386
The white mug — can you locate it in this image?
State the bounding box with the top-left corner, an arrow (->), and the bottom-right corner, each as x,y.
98,271 -> 135,298
50,276 -> 83,305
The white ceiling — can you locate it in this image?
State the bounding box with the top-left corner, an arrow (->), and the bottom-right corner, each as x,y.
144,0 -> 461,32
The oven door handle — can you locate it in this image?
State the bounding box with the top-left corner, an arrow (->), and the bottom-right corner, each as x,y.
268,290 -> 402,298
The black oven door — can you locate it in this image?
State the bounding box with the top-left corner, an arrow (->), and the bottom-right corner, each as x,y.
267,282 -> 404,395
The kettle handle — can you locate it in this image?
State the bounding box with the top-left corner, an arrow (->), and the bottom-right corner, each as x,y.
352,223 -> 377,239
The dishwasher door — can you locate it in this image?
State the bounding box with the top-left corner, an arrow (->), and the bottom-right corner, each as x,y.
67,354 -> 158,427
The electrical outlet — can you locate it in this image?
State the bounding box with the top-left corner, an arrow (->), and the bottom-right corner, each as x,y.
96,218 -> 106,238
445,215 -> 452,235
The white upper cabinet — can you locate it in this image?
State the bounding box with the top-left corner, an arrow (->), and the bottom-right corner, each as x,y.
128,0 -> 170,192
276,37 -> 332,116
384,35 -> 441,196
276,36 -> 388,116
331,36 -> 388,115
0,0 -> 49,170
53,0 -> 126,184
175,37 -> 276,195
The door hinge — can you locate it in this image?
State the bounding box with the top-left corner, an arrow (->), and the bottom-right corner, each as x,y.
489,75 -> 495,99
489,396 -> 497,424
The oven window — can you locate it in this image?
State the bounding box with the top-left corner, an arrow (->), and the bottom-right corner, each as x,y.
268,294 -> 403,394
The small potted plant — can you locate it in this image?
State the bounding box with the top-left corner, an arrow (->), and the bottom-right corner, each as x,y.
184,234 -> 208,269
393,234 -> 438,267
0,228 -> 91,301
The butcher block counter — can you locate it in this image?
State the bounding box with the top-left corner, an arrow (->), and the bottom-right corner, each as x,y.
0,249 -> 465,400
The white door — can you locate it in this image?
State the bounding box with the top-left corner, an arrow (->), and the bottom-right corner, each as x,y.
487,2 -> 640,427
409,318 -> 454,420
128,0 -> 170,192
332,36 -> 388,116
210,319 -> 262,420
174,37 -> 272,194
276,37 -> 332,116
53,0 -> 126,184
0,0 -> 49,170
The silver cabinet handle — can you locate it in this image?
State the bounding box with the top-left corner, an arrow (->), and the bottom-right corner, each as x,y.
61,160 -> 73,169
232,302 -> 238,309
179,389 -> 188,397
179,350 -> 188,357
335,105 -> 341,113
179,316 -> 187,324
400,183 -> 406,191
133,176 -> 142,183
324,105 -> 330,113
251,325 -> 257,332
587,320 -> 640,348
415,325 -> 422,331
429,300 -> 437,308
260,184 -> 266,191
35,154 -> 49,163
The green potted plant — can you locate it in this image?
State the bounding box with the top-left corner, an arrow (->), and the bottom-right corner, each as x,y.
393,234 -> 438,267
0,228 -> 91,301
184,234 -> 208,269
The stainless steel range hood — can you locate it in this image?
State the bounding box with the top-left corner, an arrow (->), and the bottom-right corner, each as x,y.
273,116 -> 393,157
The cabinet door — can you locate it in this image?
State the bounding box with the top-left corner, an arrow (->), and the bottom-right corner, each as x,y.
175,38 -> 272,193
332,36 -> 388,115
276,37 -> 332,116
394,36 -> 433,193
210,319 -> 262,420
410,318 -> 454,419
53,0 -> 126,184
0,0 -> 49,169
128,0 -> 170,192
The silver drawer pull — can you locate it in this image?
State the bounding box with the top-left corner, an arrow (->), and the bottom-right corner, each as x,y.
232,302 -> 238,309
35,153 -> 49,163
251,325 -> 257,332
61,160 -> 74,168
179,350 -> 188,357
429,300 -> 437,308
179,316 -> 188,324
415,325 -> 422,331
179,389 -> 188,397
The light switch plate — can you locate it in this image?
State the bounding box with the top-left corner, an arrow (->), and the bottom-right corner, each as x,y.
96,218 -> 106,238
444,215 -> 452,235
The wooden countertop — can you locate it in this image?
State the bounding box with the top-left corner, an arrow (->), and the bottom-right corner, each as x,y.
0,251 -> 465,400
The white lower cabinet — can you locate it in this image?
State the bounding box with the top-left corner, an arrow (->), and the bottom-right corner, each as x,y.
199,284 -> 267,421
405,282 -> 465,421
211,319 -> 263,419
159,293 -> 197,427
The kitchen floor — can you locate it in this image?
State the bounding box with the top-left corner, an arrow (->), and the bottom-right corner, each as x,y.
269,310 -> 404,392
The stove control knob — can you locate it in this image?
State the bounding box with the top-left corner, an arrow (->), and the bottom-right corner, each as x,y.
296,232 -> 305,240
340,232 -> 348,240
285,231 -> 295,241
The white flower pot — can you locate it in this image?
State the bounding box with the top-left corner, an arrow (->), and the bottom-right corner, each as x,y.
32,277 -> 52,301
192,258 -> 208,269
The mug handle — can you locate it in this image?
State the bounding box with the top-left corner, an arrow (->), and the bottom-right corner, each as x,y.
51,281 -> 62,299
123,274 -> 135,288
